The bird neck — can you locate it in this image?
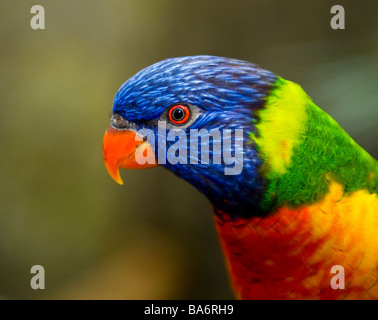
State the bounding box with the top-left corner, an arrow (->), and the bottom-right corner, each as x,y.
212,79 -> 378,299
167,78 -> 377,219
214,180 -> 378,299
164,132 -> 267,219
250,78 -> 378,213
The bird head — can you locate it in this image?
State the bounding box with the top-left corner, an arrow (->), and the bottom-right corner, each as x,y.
103,55 -> 279,218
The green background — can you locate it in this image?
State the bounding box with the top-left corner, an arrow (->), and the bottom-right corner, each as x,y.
0,0 -> 377,299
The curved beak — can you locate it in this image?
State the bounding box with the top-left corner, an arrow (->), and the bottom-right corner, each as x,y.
102,126 -> 158,185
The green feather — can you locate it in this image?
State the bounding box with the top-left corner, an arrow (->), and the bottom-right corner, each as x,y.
251,78 -> 378,212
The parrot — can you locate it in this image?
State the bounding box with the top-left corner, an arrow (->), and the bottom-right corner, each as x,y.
102,55 -> 378,300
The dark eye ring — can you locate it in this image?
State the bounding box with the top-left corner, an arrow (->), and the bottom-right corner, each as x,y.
168,105 -> 190,125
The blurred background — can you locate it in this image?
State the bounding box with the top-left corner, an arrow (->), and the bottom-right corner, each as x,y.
0,0 -> 377,299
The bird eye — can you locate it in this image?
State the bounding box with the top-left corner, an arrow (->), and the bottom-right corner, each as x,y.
168,105 -> 190,125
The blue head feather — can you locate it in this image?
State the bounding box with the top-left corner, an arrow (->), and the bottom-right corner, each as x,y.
113,55 -> 277,218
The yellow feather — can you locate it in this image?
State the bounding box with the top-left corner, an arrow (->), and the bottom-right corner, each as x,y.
252,79 -> 308,175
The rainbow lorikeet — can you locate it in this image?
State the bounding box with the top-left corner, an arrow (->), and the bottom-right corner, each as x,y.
102,56 -> 378,300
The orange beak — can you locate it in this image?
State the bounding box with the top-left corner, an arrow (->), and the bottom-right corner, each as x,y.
102,126 -> 158,185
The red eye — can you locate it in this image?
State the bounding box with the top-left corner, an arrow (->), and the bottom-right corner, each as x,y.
168,105 -> 190,124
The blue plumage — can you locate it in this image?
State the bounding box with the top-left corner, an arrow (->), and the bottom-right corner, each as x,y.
112,55 -> 277,217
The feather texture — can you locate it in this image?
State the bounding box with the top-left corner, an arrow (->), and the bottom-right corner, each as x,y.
216,181 -> 378,299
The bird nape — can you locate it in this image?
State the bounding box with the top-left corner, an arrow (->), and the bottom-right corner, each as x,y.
102,55 -> 378,300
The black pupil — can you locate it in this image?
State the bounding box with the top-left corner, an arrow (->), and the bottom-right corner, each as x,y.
172,107 -> 185,121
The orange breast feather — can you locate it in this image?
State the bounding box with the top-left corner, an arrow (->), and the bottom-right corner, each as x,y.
215,181 -> 378,299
